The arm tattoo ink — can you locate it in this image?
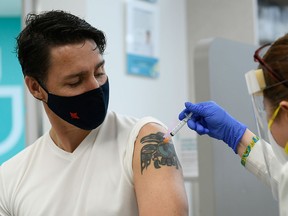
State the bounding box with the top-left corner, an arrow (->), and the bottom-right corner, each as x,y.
140,132 -> 181,174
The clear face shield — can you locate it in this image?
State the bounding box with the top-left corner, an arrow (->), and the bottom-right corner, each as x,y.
245,44 -> 288,199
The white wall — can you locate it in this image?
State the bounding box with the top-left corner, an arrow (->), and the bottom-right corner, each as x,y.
85,0 -> 189,127
37,0 -> 189,132
36,0 -> 85,17
187,0 -> 258,102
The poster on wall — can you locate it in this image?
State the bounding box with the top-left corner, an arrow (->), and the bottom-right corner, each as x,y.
126,0 -> 159,78
0,17 -> 25,165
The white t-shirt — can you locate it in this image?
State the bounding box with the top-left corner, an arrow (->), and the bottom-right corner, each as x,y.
0,112 -> 163,216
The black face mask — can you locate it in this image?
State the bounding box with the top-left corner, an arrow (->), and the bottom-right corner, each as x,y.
39,79 -> 109,130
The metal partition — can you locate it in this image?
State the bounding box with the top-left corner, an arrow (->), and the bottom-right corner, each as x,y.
194,38 -> 278,216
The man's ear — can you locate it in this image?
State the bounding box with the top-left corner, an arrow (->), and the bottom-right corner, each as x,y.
280,100 -> 288,111
24,76 -> 46,101
280,100 -> 288,119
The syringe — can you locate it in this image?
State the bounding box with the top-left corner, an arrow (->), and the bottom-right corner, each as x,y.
163,112 -> 192,143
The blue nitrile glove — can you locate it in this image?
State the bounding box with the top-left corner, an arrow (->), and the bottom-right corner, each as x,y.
179,101 -> 247,153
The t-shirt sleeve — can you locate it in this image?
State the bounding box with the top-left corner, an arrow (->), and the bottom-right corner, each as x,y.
123,116 -> 167,185
0,167 -> 10,215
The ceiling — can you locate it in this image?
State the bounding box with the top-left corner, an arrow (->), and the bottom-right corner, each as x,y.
1,0 -> 287,17
0,0 -> 21,16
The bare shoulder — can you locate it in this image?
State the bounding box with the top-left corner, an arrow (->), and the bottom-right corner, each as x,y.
133,122 -> 188,216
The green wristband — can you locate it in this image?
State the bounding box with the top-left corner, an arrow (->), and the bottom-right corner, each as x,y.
241,136 -> 259,167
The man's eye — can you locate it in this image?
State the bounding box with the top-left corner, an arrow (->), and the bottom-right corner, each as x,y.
94,73 -> 107,83
94,73 -> 105,78
68,81 -> 81,87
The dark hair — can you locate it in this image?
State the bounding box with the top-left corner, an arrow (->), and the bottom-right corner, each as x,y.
262,34 -> 288,110
16,10 -> 106,84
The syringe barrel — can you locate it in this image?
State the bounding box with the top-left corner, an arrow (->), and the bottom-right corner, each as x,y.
170,112 -> 192,136
170,121 -> 186,136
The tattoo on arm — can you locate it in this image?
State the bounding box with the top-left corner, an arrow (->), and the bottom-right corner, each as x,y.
140,132 -> 181,174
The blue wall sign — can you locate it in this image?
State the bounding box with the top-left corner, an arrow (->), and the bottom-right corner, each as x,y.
0,17 -> 25,164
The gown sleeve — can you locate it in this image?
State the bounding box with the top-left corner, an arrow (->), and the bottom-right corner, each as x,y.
245,140 -> 282,200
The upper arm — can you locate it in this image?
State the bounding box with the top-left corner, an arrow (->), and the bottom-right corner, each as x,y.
133,122 -> 188,216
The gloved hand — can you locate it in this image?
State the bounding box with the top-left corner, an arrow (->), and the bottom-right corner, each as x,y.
179,101 -> 247,153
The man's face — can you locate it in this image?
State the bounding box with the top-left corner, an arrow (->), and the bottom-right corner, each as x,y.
43,39 -> 107,98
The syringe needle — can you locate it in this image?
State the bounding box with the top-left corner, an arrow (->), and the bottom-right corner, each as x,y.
163,112 -> 192,143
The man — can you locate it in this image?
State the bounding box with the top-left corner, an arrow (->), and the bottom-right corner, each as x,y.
0,10 -> 188,215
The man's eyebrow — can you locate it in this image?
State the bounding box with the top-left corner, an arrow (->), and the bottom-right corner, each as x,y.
62,60 -> 105,81
62,71 -> 85,81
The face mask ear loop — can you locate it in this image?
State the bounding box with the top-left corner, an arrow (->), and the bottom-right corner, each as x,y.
268,105 -> 281,129
284,142 -> 288,155
36,79 -> 49,94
